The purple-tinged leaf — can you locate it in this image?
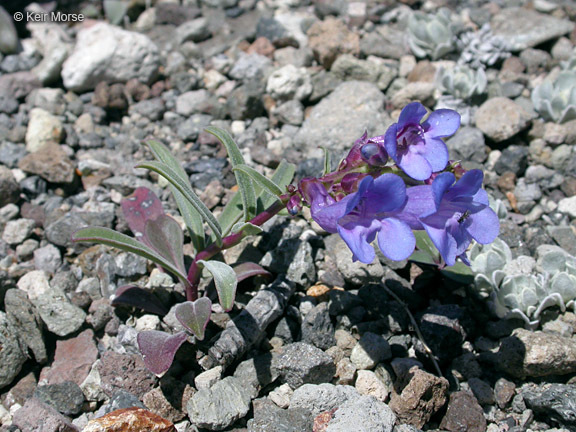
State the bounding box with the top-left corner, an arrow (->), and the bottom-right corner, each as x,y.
233,262 -> 272,283
137,330 -> 188,376
198,260 -> 237,312
112,285 -> 169,316
175,298 -> 212,341
145,215 -> 186,274
121,187 -> 164,244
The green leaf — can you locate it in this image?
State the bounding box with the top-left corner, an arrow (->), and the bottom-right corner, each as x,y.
198,259 -> 237,312
144,215 -> 186,275
259,160 -> 295,210
175,298 -> 212,341
410,231 -> 441,265
218,192 -> 244,237
73,226 -> 189,283
233,164 -> 283,196
146,140 -> 204,253
321,146 -> 331,176
231,222 -> 263,236
205,126 -> 257,222
137,160 -> 222,246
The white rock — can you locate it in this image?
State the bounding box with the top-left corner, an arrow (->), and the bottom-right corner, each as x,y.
269,383 -> 293,408
29,23 -> 72,85
195,366 -> 223,391
135,314 -> 161,331
355,370 -> 389,402
25,108 -> 63,153
2,218 -> 36,245
62,22 -> 160,92
266,64 -> 312,101
16,270 -> 50,300
559,196 -> 576,218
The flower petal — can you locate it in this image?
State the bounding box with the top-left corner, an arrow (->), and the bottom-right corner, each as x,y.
377,218 -> 416,261
399,185 -> 436,228
399,150 -> 433,181
465,207 -> 500,244
338,219 -> 380,263
424,223 -> 458,266
423,109 -> 461,137
365,174 -> 407,213
420,137 -> 449,172
398,102 -> 427,130
384,123 -> 398,162
447,169 -> 483,199
313,196 -> 352,233
431,172 -> 455,207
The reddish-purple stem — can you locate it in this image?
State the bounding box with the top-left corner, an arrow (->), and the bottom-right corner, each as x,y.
185,195 -> 289,301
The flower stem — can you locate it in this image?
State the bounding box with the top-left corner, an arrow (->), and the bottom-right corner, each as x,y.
185,194 -> 290,301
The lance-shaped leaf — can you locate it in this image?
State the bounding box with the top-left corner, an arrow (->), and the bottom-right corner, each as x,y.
233,164 -> 283,197
259,160 -> 295,210
73,227 -> 188,283
121,187 -> 165,245
175,298 -> 212,341
205,126 -> 256,222
112,285 -> 169,316
321,146 -> 331,176
198,260 -> 237,312
409,231 -> 441,266
145,215 -> 186,275
230,222 -> 263,236
137,330 -> 188,375
233,262 -> 272,283
146,140 -> 205,253
137,160 -> 222,246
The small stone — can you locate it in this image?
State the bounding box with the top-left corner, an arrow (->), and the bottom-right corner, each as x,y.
558,196 -> 576,218
32,289 -> 86,337
276,342 -> 336,389
98,351 -> 157,398
494,144 -> 529,176
335,358 -> 356,385
16,270 -> 50,300
497,328 -> 576,378
0,165 -> 19,206
142,378 -> 192,423
269,383 -> 293,409
290,383 -> 359,417
273,100 -> 304,126
445,127 -> 487,166
389,368 -> 449,428
0,6 -> 18,54
174,18 -> 210,45
494,378 -> 516,409
194,366 -> 222,391
83,407 -> 175,432
12,398 -> 78,432
25,108 -> 63,153
307,17 -> 360,68
233,353 -> 279,398
301,303 -> 336,350
2,218 -> 35,245
467,378 -> 495,406
267,64 -> 312,101
355,370 -> 389,402
34,244 -> 62,273
34,381 -> 85,416
350,332 -> 391,370
18,144 -> 75,184
323,395 -> 396,432
248,399 -> 313,432
475,97 -> 531,142
186,377 -> 251,431
0,311 -> 26,390
440,391 -> 486,432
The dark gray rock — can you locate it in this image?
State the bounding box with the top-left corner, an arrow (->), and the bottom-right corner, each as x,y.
233,353 -> 280,398
0,311 -> 26,389
94,390 -> 146,417
12,398 -> 78,432
522,384 -> 576,428
360,28 -> 407,60
226,83 -> 266,120
350,332 -> 391,370
0,165 -> 19,206
32,289 -> 86,337
276,342 -> 336,389
34,381 -> 85,416
248,399 -> 312,432
301,303 -> 336,350
0,6 -> 17,55
187,376 -> 252,430
0,142 -> 26,168
5,289 -> 47,364
174,18 -> 210,45
256,18 -> 296,48
177,113 -> 213,142
494,145 -> 529,176
445,127 -> 487,166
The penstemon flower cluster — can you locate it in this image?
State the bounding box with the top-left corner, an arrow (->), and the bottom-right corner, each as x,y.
291,102 -> 500,267
72,102 -> 499,376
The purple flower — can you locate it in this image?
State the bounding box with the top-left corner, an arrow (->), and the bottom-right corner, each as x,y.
383,102 -> 460,181
417,169 -> 499,266
307,174 -> 416,263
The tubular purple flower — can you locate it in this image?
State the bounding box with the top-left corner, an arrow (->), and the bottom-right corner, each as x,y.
383,102 -> 460,181
419,169 -> 500,266
310,174 -> 416,263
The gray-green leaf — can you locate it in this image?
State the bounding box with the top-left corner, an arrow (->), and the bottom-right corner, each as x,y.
198,259 -> 238,312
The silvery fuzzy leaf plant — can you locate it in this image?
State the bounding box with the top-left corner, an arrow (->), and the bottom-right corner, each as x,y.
470,238 -> 576,328
407,9 -> 456,61
437,64 -> 487,101
531,54 -> 576,123
457,24 -> 511,69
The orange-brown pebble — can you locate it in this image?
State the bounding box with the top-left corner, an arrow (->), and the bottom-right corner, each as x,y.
82,407 -> 175,432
